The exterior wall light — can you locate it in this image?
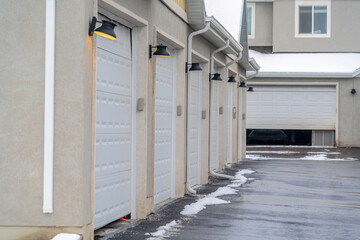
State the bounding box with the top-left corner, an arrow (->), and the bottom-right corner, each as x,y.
209,73 -> 222,81
228,76 -> 237,83
351,89 -> 357,94
238,82 -> 247,88
247,86 -> 254,92
149,44 -> 170,58
89,17 -> 117,40
186,62 -> 202,72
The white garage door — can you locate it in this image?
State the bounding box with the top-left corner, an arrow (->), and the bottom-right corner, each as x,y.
94,21 -> 133,229
247,85 -> 336,130
209,79 -> 220,170
187,69 -> 202,187
154,43 -> 176,204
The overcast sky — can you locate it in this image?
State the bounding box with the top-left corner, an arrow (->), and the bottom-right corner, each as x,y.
204,0 -> 243,42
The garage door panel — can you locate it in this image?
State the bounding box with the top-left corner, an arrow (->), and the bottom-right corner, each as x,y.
95,133 -> 131,177
247,85 -> 336,130
97,24 -> 131,60
96,91 -> 132,134
94,171 -> 131,228
97,49 -> 131,95
95,18 -> 132,229
154,45 -> 175,204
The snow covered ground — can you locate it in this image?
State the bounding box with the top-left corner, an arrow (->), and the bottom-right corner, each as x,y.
145,168 -> 255,240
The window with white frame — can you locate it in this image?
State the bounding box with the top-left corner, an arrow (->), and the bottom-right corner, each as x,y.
247,3 -> 255,39
295,1 -> 331,38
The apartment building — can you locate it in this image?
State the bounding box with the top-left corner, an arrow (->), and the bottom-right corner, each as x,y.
246,0 -> 360,147
0,0 -> 258,239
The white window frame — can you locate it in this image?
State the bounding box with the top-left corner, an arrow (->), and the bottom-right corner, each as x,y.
295,0 -> 331,38
247,3 -> 256,39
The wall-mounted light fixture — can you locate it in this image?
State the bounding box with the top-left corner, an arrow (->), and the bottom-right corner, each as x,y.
227,76 -> 237,83
247,86 -> 254,92
238,82 -> 247,88
149,44 -> 170,58
89,17 -> 117,40
351,89 -> 357,95
185,62 -> 202,72
209,73 -> 222,81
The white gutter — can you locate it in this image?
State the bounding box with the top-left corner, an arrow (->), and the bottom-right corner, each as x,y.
186,21 -> 211,195
43,0 -> 55,214
210,40 -> 230,74
224,51 -> 243,169
246,58 -> 260,80
187,21 -> 211,66
209,40 -> 234,180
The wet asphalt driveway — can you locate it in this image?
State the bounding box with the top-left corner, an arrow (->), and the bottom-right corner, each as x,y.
98,147 -> 360,240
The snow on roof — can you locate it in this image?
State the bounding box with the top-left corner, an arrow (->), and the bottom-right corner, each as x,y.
204,0 -> 243,42
249,50 -> 360,78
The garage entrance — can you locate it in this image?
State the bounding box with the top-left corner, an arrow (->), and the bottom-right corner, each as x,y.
247,85 -> 336,146
187,66 -> 203,187
94,16 -> 134,229
154,41 -> 176,204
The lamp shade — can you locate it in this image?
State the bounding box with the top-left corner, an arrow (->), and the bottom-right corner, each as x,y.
94,21 -> 117,40
247,86 -> 254,92
153,45 -> 170,57
189,63 -> 202,71
239,82 -> 246,88
211,73 -> 222,81
228,76 -> 236,83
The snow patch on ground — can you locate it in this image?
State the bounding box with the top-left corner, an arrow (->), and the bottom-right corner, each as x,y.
181,197 -> 230,216
51,234 -> 82,240
181,169 -> 256,216
308,152 -> 340,155
146,220 -> 179,239
247,151 -> 299,154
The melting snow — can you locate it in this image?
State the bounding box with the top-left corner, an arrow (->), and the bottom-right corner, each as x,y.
147,220 -> 179,239
247,151 -> 299,154
181,169 -> 255,216
51,234 -> 82,240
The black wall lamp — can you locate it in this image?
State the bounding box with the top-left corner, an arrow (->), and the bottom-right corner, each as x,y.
89,17 -> 117,40
228,76 -> 237,83
238,82 -> 247,88
209,73 -> 222,81
186,62 -> 202,72
247,86 -> 254,92
149,44 -> 170,58
351,89 -> 357,95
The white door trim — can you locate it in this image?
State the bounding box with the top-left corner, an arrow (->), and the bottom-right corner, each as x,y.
130,27 -> 137,219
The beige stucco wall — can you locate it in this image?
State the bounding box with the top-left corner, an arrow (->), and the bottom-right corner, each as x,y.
273,0 -> 360,53
248,77 -> 360,147
248,2 -> 273,47
0,0 -> 94,239
0,0 -> 247,238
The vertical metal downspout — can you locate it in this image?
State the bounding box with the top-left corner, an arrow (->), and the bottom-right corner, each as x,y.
186,22 -> 211,195
208,40 -> 234,180
43,0 -> 56,214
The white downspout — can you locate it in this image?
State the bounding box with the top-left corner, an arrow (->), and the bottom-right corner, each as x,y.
209,40 -> 234,180
43,0 -> 55,214
224,51 -> 243,169
186,21 -> 211,195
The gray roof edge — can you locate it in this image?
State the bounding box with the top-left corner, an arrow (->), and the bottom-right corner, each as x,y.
256,71 -> 357,78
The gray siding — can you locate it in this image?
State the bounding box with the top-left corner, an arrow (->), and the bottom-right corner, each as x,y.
248,2 -> 273,47
273,0 -> 360,53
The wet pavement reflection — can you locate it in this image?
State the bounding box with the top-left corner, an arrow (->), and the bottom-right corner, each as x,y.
101,147 -> 360,240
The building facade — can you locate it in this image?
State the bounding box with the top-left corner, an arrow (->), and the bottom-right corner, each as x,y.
246,0 -> 360,147
0,0 -> 258,239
